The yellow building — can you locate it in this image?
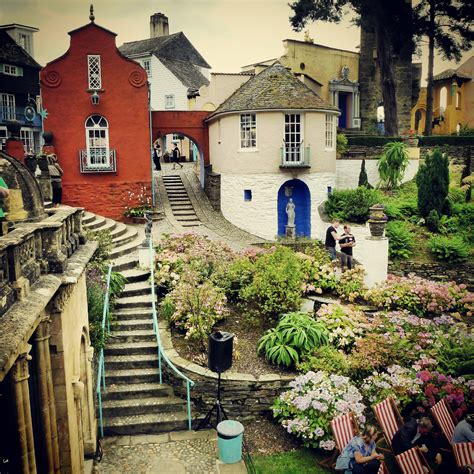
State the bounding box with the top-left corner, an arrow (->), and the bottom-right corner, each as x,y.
411,56 -> 473,135
242,38 -> 361,130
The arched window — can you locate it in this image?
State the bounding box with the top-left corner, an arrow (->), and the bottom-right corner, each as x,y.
439,87 -> 447,116
85,115 -> 109,167
456,91 -> 461,109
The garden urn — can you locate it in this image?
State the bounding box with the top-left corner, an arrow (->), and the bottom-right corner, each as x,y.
368,204 -> 388,237
24,154 -> 38,174
37,155 -> 49,173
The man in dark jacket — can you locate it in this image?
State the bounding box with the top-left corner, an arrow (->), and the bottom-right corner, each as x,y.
172,144 -> 183,170
392,417 -> 442,466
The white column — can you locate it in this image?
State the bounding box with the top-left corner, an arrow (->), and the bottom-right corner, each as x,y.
360,236 -> 389,288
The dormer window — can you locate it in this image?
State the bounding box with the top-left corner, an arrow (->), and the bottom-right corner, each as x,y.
87,55 -> 102,90
1,64 -> 23,77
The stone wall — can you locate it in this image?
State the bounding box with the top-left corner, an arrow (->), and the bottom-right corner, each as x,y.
389,261 -> 474,291
203,165 -> 221,211
159,326 -> 293,420
420,145 -> 471,167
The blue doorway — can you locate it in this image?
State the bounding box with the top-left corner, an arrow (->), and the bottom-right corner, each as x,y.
277,179 -> 311,237
338,92 -> 348,128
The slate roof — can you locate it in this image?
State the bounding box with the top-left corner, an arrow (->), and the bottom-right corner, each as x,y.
159,57 -> 209,93
208,63 -> 338,120
433,68 -> 471,82
119,32 -> 210,68
0,30 -> 41,68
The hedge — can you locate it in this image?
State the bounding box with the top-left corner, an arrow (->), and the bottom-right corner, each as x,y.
346,135 -> 474,147
347,136 -> 402,146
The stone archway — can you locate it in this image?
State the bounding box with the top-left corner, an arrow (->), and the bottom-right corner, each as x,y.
277,179 -> 311,237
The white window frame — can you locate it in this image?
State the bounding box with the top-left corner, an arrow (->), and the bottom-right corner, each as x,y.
239,113 -> 257,149
87,55 -> 102,90
325,114 -> 335,150
85,115 -> 109,168
0,127 -> 7,150
284,113 -> 303,162
18,33 -> 32,54
0,93 -> 16,120
20,128 -> 34,154
141,59 -> 151,77
3,64 -> 19,76
165,94 -> 175,109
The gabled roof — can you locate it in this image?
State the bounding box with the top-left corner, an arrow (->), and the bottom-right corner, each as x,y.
0,30 -> 41,68
433,66 -> 471,82
207,63 -> 338,120
68,21 -> 117,37
159,57 -> 209,93
119,32 -> 210,68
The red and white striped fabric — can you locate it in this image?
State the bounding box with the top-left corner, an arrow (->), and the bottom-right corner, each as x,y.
431,398 -> 455,441
374,398 -> 400,445
453,442 -> 474,468
331,413 -> 355,452
395,447 -> 429,474
378,462 -> 388,474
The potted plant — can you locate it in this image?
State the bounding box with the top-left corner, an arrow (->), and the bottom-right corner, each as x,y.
24,153 -> 38,174
37,154 -> 50,173
401,129 -> 419,148
368,204 -> 388,237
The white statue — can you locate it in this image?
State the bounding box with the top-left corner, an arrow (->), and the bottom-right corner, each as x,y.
286,198 -> 296,227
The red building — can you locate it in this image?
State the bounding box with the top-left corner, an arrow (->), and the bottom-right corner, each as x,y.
41,13 -> 151,220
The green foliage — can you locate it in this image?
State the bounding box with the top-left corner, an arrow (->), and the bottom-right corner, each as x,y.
419,135 -> 474,146
258,312 -> 328,367
254,449 -> 327,474
325,187 -> 382,223
437,334 -> 474,378
347,136 -> 403,146
85,228 -> 113,266
428,235 -> 469,263
377,141 -> 409,188
386,221 -> 413,259
417,148 -> 450,217
458,125 -> 474,137
109,271 -> 127,299
358,158 -> 372,188
215,256 -> 255,304
336,133 -> 349,156
426,209 -> 440,232
298,345 -> 350,375
238,247 -> 304,323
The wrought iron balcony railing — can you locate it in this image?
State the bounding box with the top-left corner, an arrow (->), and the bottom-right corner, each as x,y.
280,146 -> 311,168
79,149 -> 117,173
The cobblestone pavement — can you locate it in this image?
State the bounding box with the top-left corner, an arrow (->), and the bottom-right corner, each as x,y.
95,431 -> 218,474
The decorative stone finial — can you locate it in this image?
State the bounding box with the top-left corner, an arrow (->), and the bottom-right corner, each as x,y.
89,4 -> 95,22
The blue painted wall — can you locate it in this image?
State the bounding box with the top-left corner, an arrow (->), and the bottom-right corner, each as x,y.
338,92 -> 348,128
277,179 -> 311,237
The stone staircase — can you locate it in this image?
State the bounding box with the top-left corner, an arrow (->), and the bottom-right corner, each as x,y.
162,175 -> 201,227
81,211 -> 192,435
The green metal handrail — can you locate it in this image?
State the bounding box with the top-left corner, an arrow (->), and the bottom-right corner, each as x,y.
148,238 -> 195,430
96,263 -> 113,438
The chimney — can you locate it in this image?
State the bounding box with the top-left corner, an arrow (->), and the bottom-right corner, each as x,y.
150,13 -> 169,38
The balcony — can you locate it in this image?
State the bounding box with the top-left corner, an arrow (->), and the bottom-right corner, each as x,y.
0,106 -> 42,127
79,149 -> 117,173
280,146 -> 311,168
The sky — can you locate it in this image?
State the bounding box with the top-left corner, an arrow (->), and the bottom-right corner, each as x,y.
1,0 -> 472,83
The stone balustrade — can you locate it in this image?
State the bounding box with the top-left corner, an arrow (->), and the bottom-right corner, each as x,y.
0,207 -> 85,317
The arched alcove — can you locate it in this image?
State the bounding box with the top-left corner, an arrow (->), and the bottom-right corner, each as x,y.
277,179 -> 311,237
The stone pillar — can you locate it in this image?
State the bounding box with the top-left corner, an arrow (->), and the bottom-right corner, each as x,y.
10,345 -> 36,474
72,380 -> 85,473
361,236 -> 389,288
34,317 -> 60,473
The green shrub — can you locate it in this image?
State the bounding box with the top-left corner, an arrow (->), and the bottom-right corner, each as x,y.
426,209 -> 440,232
109,271 -> 127,299
336,133 -> 348,156
85,228 -> 113,266
378,142 -> 409,189
215,256 -> 255,304
437,334 -> 474,378
258,312 -> 328,367
428,235 -> 469,263
347,136 -> 403,146
386,221 -> 414,259
419,135 -> 474,146
238,246 -> 304,322
298,345 -> 350,375
325,187 -> 382,223
438,215 -> 460,235
448,187 -> 467,205
358,158 -> 372,188
417,148 -> 450,217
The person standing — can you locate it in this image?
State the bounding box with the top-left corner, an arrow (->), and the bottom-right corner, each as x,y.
172,144 -> 183,170
325,219 -> 340,260
48,154 -> 63,207
339,224 -> 356,270
152,143 -> 161,171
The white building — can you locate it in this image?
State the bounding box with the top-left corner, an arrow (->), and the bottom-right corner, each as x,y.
206,63 -> 339,240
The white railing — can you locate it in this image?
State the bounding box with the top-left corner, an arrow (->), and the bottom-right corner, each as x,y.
280,146 -> 311,168
79,149 -> 116,173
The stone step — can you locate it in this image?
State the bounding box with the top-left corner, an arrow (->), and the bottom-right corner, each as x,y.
168,197 -> 191,202
114,318 -> 154,331
108,329 -> 155,343
112,309 -> 153,321
109,222 -> 129,239
103,411 -> 189,436
162,176 -> 182,181
112,227 -> 139,247
105,353 -> 157,370
166,190 -> 187,195
173,211 -> 197,216
102,382 -> 172,400
82,212 -> 96,224
105,341 -> 157,356
114,294 -> 155,310
120,268 -> 150,283
83,215 -> 107,231
96,217 -> 118,235
102,396 -> 186,417
113,256 -> 140,272
120,281 -> 151,298
170,203 -> 194,208
176,216 -> 201,222
106,367 -> 160,384
110,240 -> 141,260
181,222 -> 201,227
164,185 -> 185,189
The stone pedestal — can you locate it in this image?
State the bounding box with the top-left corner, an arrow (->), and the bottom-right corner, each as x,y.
362,236 -> 389,288
38,175 -> 52,202
138,240 -> 154,269
285,225 -> 296,239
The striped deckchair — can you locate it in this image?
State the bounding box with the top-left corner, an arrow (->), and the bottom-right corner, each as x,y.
431,398 -> 474,469
373,397 -> 404,452
395,446 -> 432,474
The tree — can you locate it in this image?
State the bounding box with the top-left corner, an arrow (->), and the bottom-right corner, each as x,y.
377,141 -> 409,189
358,158 -> 370,187
413,0 -> 474,136
289,0 -> 413,136
460,145 -> 472,202
416,148 -> 449,217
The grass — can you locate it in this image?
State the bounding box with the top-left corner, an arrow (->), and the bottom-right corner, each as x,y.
253,449 -> 331,474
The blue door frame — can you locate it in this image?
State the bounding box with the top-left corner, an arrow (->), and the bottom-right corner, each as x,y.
277,179 -> 311,237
